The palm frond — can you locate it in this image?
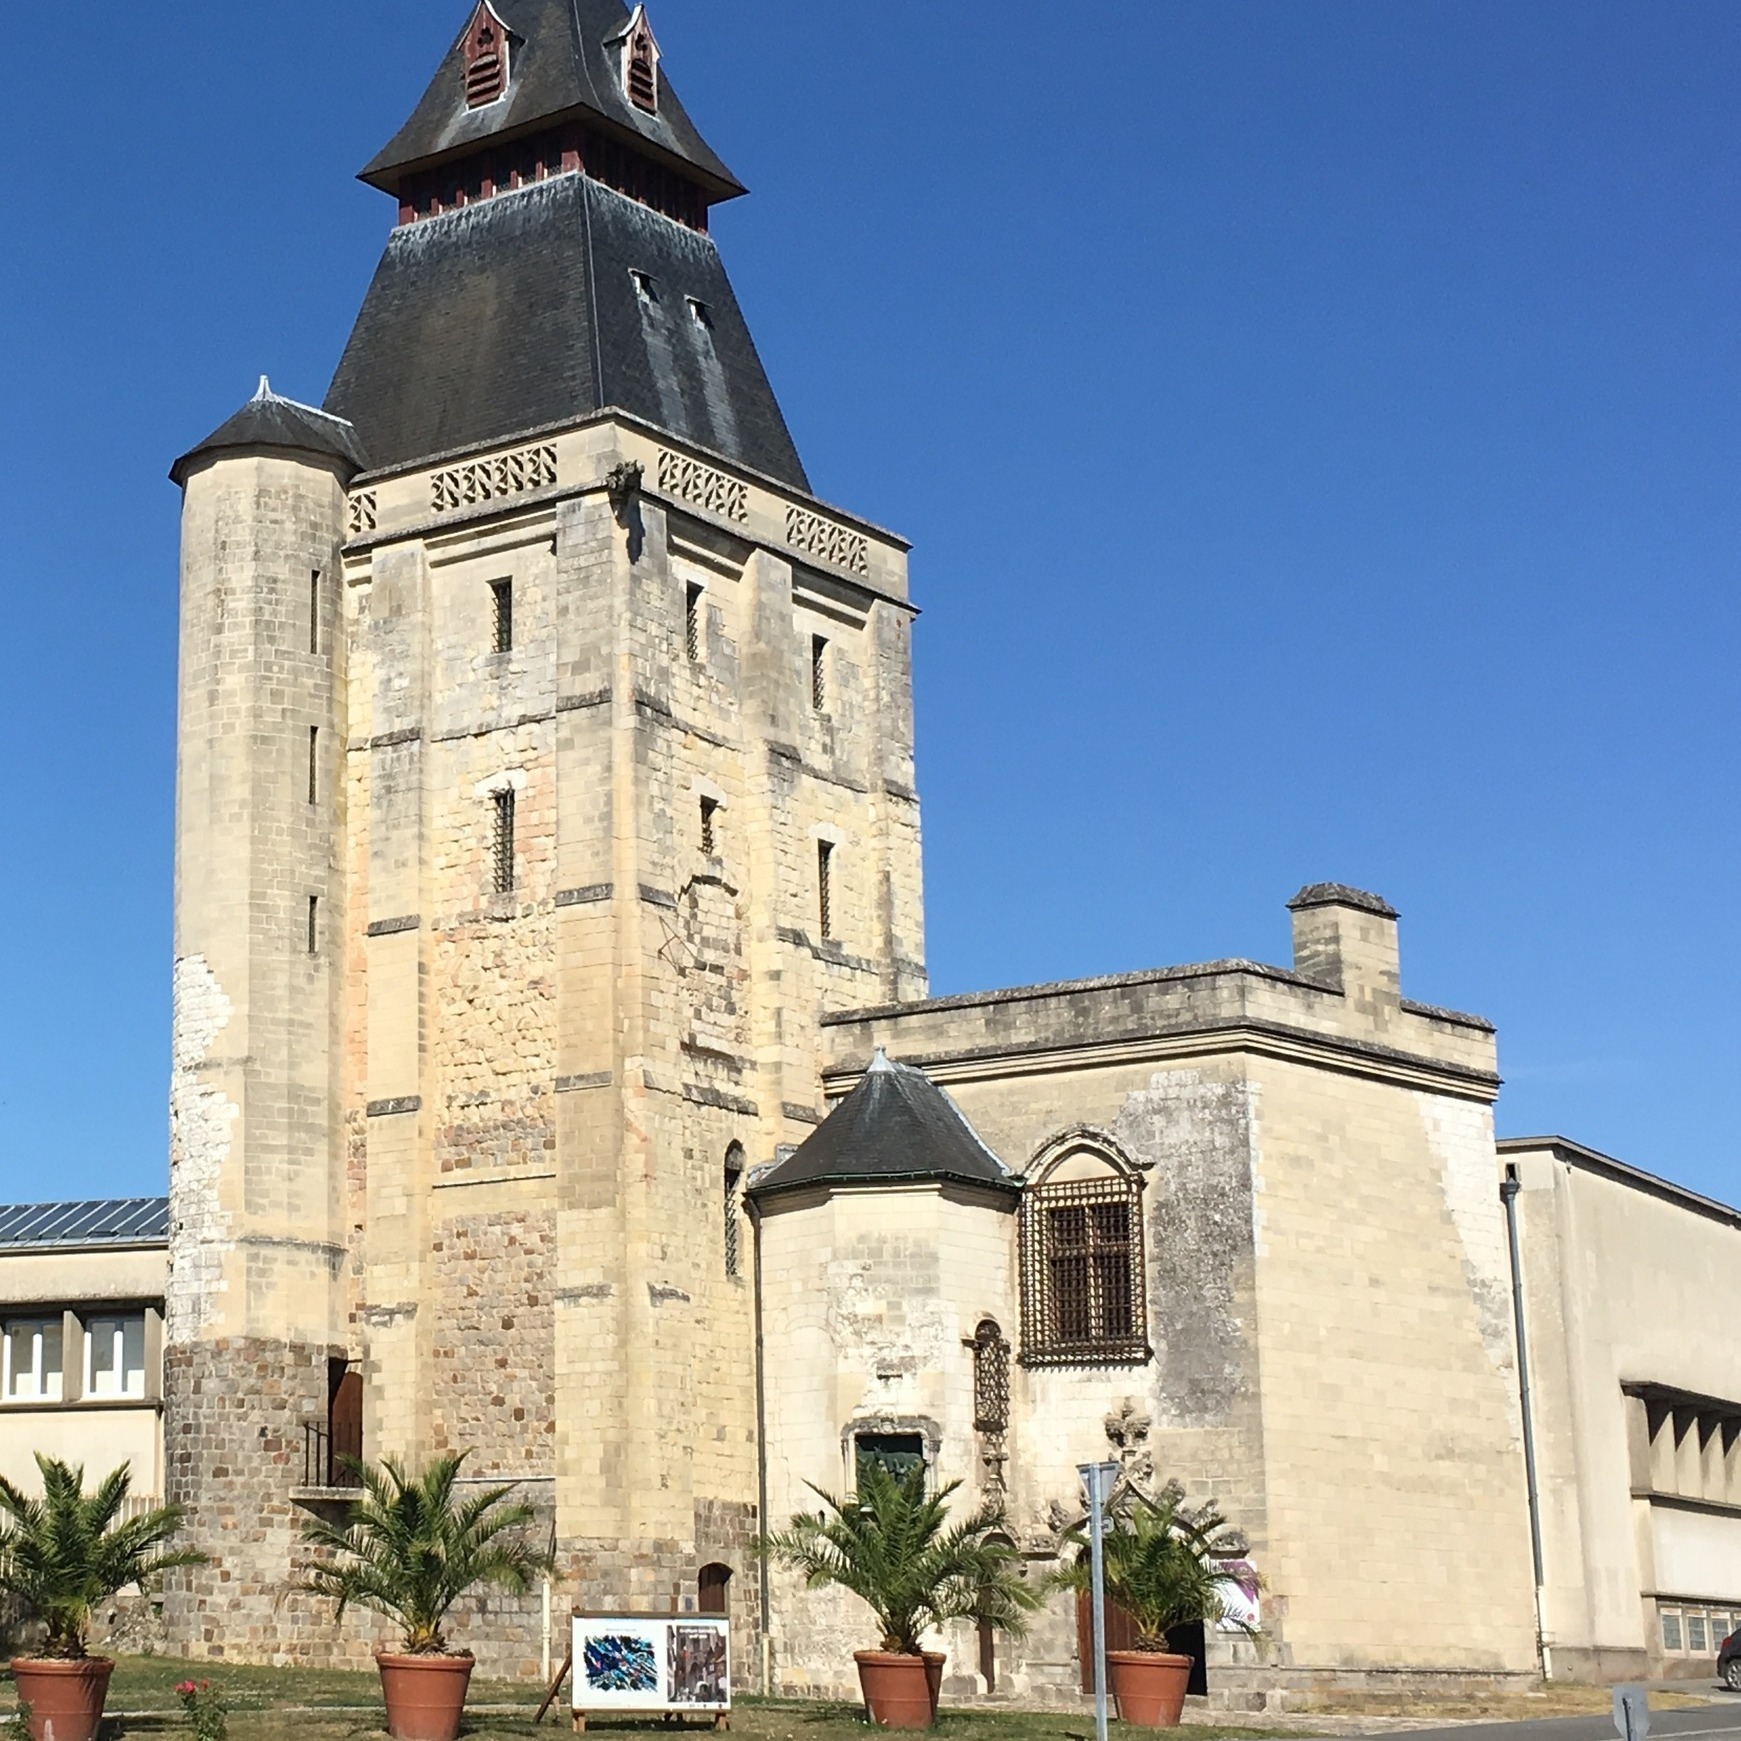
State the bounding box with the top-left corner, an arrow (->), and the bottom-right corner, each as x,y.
299,1450 -> 554,1655
0,1455 -> 205,1658
758,1463 -> 1041,1655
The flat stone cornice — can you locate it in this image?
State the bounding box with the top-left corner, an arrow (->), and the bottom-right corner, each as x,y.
824,1016 -> 1502,1105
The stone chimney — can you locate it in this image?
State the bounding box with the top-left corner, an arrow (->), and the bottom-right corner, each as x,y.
1288,884 -> 1401,1021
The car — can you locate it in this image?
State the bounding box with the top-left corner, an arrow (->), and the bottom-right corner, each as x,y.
1720,1623 -> 1741,1692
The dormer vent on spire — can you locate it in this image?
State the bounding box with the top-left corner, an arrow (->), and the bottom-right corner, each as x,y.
623,7 -> 660,115
462,2 -> 510,108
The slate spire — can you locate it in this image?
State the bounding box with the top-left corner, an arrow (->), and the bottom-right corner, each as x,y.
323,0 -> 807,486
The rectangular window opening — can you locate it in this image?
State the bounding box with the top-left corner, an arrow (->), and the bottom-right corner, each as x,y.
811,635 -> 828,712
307,895 -> 319,956
492,789 -> 517,895
309,570 -> 321,655
1662,1610 -> 1684,1652
2,1318 -> 64,1403
817,839 -> 834,940
308,727 -> 319,804
686,583 -> 705,663
700,796 -> 719,857
491,579 -> 513,654
855,1432 -> 924,1490
1687,1613 -> 1708,1653
85,1314 -> 146,1400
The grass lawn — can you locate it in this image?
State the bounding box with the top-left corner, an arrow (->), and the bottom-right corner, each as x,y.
0,1657 -> 1295,1741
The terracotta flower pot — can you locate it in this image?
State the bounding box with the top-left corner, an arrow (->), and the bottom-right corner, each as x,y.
854,1650 -> 935,1729
10,1656 -> 115,1741
922,1651 -> 945,1720
376,1651 -> 475,1741
1107,1649 -> 1194,1728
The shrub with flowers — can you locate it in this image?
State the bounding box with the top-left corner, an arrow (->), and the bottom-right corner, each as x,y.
175,1678 -> 228,1741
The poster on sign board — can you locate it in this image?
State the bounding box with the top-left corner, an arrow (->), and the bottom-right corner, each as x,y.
573,1614 -> 731,1716
1214,1560 -> 1261,1633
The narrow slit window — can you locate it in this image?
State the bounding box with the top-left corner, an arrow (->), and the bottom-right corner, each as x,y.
307,895 -> 319,956
309,570 -> 321,654
686,583 -> 704,662
491,789 -> 517,894
724,1144 -> 744,1278
491,579 -> 513,654
811,636 -> 828,712
700,797 -> 719,857
817,840 -> 834,939
308,728 -> 319,804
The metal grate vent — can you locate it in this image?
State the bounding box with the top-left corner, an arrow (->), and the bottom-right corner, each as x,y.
970,1318 -> 1010,1433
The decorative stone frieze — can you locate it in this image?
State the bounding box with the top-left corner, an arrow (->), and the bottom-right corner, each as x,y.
785,504 -> 869,576
657,448 -> 748,523
431,442 -> 558,514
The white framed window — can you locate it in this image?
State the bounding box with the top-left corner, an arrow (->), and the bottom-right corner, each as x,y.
1661,1608 -> 1683,1651
2,1318 -> 64,1403
1687,1612 -> 1709,1653
85,1314 -> 146,1399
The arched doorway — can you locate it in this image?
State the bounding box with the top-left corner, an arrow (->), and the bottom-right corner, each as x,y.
698,1562 -> 732,1615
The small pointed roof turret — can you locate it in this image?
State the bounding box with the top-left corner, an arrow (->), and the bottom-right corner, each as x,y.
748,1054 -> 1019,1202
169,379 -> 368,488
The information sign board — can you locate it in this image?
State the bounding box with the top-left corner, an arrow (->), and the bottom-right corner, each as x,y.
571,1613 -> 730,1726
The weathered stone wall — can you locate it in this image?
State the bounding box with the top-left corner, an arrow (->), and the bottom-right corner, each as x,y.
803,889 -> 1539,1694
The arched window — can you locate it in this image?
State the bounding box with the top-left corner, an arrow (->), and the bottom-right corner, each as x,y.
723,1144 -> 744,1278
970,1319 -> 1009,1434
462,3 -> 510,108
698,1562 -> 732,1614
1019,1141 -> 1148,1365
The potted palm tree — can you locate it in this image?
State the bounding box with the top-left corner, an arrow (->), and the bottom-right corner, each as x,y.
0,1455 -> 204,1741
760,1461 -> 1042,1729
300,1451 -> 552,1741
1070,1491 -> 1259,1728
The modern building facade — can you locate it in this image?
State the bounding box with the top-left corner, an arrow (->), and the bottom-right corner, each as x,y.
123,0 -> 1740,1705
0,1200 -> 168,1504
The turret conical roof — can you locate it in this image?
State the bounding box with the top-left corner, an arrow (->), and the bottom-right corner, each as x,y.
749,1053 -> 1021,1202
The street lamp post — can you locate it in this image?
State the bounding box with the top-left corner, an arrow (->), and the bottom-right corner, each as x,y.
1079,1460 -> 1122,1741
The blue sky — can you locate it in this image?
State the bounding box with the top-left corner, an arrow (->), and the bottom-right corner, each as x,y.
2,1 -> 1736,1206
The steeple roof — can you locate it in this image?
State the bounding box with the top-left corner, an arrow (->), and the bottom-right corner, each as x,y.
749,1053 -> 1021,1202
170,378 -> 368,487
360,0 -> 744,204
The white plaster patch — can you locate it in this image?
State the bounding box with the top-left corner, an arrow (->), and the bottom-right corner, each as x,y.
1417,1093 -> 1516,1378
167,954 -> 238,1340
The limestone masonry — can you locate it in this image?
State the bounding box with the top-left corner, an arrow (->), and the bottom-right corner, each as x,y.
130,0 -> 1741,1706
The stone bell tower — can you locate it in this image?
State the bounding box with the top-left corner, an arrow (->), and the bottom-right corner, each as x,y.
165,0 -> 925,1672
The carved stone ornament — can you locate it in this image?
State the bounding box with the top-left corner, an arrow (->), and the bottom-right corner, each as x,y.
605,459 -> 644,517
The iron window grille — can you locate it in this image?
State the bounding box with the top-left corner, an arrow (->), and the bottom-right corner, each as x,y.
686,583 -> 704,662
491,579 -> 513,653
970,1318 -> 1010,1434
817,840 -> 834,939
700,797 -> 719,857
1019,1172 -> 1150,1365
811,635 -> 828,712
491,789 -> 516,894
724,1146 -> 744,1278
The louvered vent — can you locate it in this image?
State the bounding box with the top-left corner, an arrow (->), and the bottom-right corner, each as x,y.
463,7 -> 509,109
626,28 -> 658,113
